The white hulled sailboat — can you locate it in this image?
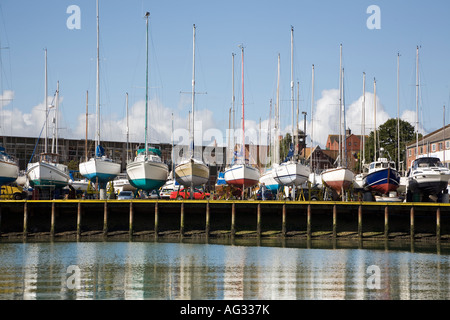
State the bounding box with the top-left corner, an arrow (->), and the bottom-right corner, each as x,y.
126,12 -> 168,192
272,27 -> 310,189
27,54 -> 69,189
79,0 -> 120,195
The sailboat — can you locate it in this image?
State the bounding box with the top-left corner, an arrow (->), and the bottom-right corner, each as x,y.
126,12 -> 168,192
272,27 -> 310,189
79,0 -> 120,195
224,45 -> 260,194
174,24 -> 209,189
259,100 -> 279,193
363,78 -> 400,195
321,44 -> 354,196
407,46 -> 450,199
27,53 -> 69,189
259,57 -> 281,194
0,147 -> 19,186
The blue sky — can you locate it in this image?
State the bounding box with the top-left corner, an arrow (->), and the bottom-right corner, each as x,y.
1,0 -> 450,148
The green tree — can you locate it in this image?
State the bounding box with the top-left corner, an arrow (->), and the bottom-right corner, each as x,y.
364,118 -> 420,169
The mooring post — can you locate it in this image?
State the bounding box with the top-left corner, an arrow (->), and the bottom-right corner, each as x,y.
384,206 -> 389,240
154,202 -> 159,239
231,202 -> 236,237
281,204 -> 286,237
23,202 -> 28,239
436,207 -> 441,241
257,203 -> 261,238
332,204 -> 337,239
50,202 -> 56,237
358,205 -> 363,239
129,201 -> 134,238
410,206 -> 415,241
180,202 -> 185,237
103,201 -> 108,237
307,204 -> 311,239
205,202 -> 210,237
77,202 -> 82,238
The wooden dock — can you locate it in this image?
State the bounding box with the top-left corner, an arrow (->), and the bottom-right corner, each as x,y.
0,200 -> 449,242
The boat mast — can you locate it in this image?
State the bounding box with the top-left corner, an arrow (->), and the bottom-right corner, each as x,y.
373,77 -> 377,162
232,53 -> 235,160
95,0 -> 100,153
415,46 -> 419,159
311,65 -> 315,168
338,44 -> 343,166
275,53 -> 280,165
144,12 -> 150,158
190,24 -> 196,159
126,92 -> 129,162
44,48 -> 48,154
85,90 -> 88,162
361,72 -> 366,171
55,80 -> 59,155
397,52 -> 400,170
240,44 -> 245,164
290,26 -> 295,156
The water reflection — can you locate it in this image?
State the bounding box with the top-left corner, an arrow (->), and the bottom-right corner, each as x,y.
0,239 -> 449,300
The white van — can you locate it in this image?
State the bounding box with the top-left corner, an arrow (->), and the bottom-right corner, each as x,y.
159,179 -> 180,199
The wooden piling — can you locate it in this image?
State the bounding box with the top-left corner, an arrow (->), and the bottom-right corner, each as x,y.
358,205 -> 363,239
436,207 -> 441,241
50,202 -> 56,237
103,201 -> 108,237
180,202 -> 185,237
384,206 -> 389,239
307,204 -> 311,239
205,202 -> 210,237
231,203 -> 236,237
410,206 -> 415,240
77,202 -> 82,238
257,203 -> 261,237
154,202 -> 159,239
129,201 -> 134,237
281,204 -> 286,237
332,205 -> 337,238
23,202 -> 28,239
0,206 -> 2,237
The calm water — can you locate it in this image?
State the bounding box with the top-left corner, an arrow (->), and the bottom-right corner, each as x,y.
0,239 -> 449,300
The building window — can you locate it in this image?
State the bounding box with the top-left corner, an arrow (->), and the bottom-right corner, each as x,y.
432,144 -> 436,152
420,147 -> 423,154
439,143 -> 443,150
446,141 -> 450,149
408,149 -> 411,157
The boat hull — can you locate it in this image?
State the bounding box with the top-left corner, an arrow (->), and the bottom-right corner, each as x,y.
408,172 -> 450,195
0,160 -> 19,185
272,161 -> 310,186
79,158 -> 121,185
126,159 -> 168,191
175,159 -> 210,187
321,167 -> 354,194
225,164 -> 260,188
259,169 -> 279,192
364,168 -> 400,195
27,161 -> 69,188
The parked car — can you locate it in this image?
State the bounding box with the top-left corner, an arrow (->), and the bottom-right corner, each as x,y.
148,190 -> 160,199
169,188 -> 210,200
117,190 -> 134,200
256,188 -> 275,200
160,187 -> 174,199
